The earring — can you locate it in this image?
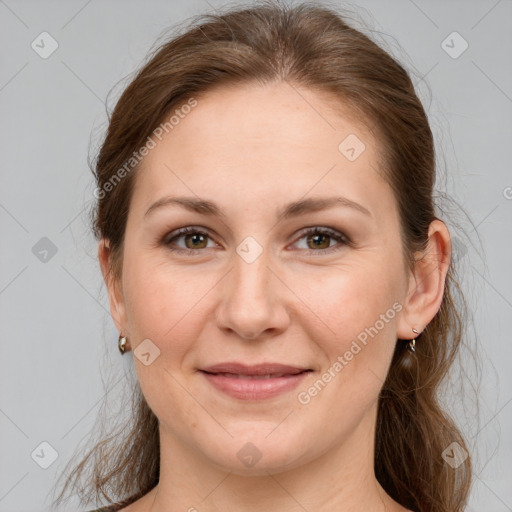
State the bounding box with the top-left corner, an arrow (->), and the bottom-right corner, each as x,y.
408,328 -> 419,352
118,334 -> 128,355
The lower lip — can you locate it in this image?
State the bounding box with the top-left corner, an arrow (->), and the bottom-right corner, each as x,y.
200,371 -> 310,400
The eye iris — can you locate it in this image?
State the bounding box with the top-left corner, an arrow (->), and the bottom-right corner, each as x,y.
175,230 -> 339,251
307,233 -> 330,250
185,233 -> 208,249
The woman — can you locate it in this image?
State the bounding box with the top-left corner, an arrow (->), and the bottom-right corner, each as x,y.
53,1 -> 472,511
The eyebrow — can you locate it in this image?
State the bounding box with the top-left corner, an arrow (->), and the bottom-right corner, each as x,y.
144,195 -> 372,221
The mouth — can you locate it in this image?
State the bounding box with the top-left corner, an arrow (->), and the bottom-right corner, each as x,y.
198,363 -> 313,400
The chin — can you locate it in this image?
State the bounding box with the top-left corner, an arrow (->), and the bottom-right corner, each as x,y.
199,427 -> 313,476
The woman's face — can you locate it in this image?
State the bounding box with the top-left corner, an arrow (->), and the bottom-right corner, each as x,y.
103,82 -> 417,474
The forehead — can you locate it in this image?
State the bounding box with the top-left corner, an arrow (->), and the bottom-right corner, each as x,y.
133,81 -> 394,220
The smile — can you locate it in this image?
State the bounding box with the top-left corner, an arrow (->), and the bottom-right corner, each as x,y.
199,363 -> 312,400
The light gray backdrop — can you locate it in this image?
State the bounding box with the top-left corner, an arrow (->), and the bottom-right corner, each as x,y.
0,0 -> 511,511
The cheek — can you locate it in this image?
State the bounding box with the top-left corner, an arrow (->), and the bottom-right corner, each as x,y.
294,274 -> 399,430
296,259 -> 401,338
122,251 -> 209,356
122,258 -> 211,431
297,260 -> 402,398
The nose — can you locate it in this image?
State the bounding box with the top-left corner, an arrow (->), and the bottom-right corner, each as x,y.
215,250 -> 290,341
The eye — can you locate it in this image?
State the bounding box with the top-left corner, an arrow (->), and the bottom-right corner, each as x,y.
164,226 -> 218,254
163,226 -> 350,255
292,227 -> 350,254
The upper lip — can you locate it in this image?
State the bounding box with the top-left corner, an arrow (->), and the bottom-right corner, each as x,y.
200,363 -> 311,376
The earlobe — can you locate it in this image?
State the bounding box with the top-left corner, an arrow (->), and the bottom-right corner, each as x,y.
98,239 -> 127,334
397,219 -> 451,340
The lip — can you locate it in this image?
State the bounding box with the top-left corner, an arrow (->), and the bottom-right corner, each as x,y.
199,362 -> 312,400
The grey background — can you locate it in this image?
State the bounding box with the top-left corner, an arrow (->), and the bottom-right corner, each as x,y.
0,0 -> 511,510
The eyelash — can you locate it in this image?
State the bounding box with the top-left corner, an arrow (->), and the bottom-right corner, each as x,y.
162,226 -> 350,255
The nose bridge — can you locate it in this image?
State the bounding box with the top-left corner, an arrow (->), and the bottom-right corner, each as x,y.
232,247 -> 270,299
231,233 -> 273,297
216,240 -> 287,339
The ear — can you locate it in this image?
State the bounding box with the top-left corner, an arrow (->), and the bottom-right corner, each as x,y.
397,219 -> 452,339
98,239 -> 128,336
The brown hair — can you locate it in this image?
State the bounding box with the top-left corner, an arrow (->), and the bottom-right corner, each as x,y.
52,1 -> 473,510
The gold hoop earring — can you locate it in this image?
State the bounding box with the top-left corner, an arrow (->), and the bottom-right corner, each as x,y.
118,334 -> 128,355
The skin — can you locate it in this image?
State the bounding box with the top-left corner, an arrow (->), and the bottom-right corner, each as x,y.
99,81 -> 451,512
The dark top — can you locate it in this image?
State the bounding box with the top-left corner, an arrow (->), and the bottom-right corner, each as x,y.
86,507 -> 122,512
